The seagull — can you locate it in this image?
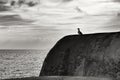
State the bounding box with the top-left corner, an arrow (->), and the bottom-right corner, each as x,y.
77,28 -> 83,35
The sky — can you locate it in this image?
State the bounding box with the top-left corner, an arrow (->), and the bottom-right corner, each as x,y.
0,0 -> 120,49
40,0 -> 120,14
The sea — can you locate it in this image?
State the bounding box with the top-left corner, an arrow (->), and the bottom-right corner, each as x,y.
0,49 -> 47,79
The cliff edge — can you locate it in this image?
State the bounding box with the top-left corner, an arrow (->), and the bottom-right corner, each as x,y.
40,32 -> 120,79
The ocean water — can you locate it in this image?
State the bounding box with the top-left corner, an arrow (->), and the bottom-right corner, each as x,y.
0,49 -> 48,79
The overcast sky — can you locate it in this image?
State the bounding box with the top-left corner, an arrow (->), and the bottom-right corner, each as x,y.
0,0 -> 120,49
40,0 -> 120,14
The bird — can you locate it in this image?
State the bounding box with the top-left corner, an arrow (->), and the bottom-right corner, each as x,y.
77,28 -> 83,35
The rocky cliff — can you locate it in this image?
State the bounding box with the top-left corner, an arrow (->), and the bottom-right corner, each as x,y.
40,32 -> 120,79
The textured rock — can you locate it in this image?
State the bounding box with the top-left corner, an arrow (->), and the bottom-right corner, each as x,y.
40,32 -> 120,79
3,76 -> 111,80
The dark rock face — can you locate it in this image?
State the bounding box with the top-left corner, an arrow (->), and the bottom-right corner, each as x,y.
40,32 -> 120,79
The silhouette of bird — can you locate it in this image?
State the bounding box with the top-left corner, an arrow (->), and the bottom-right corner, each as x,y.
77,28 -> 83,35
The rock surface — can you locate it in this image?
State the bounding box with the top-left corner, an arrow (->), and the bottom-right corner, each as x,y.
40,32 -> 120,79
4,76 -> 111,80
